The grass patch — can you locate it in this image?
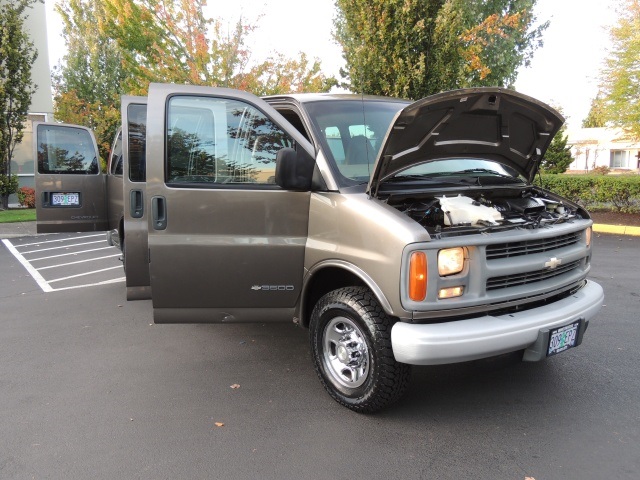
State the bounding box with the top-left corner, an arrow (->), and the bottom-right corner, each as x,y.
0,208 -> 36,223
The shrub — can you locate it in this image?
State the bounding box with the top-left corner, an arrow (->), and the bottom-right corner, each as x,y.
17,187 -> 35,208
536,174 -> 640,213
591,166 -> 610,175
0,174 -> 19,197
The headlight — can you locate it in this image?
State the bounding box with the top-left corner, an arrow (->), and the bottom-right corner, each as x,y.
438,247 -> 465,276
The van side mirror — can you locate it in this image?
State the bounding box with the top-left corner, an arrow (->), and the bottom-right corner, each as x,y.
275,147 -> 315,191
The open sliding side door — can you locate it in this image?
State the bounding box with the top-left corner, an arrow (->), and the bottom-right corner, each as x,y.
33,122 -> 107,233
121,96 -> 152,300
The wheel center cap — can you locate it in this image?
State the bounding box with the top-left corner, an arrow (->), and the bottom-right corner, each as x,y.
336,344 -> 349,363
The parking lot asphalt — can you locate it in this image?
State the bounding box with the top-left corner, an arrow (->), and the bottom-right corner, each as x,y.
0,234 -> 640,480
1,224 -> 639,479
2,232 -> 124,292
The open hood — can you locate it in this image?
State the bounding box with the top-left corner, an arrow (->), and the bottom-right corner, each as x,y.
367,88 -> 564,197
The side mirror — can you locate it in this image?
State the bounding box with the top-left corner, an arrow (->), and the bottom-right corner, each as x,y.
275,147 -> 315,191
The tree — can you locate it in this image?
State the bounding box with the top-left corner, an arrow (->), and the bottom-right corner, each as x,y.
101,0 -> 335,95
334,0 -> 547,99
0,0 -> 38,209
598,0 -> 640,139
582,93 -> 608,128
52,0 -> 131,166
541,129 -> 573,174
54,0 -> 335,161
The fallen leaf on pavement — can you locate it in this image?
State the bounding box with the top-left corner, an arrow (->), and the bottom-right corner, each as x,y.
214,422 -> 224,427
230,384 -> 240,389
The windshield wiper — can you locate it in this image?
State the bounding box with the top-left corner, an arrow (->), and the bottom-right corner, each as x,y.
452,168 -> 522,181
385,174 -> 447,183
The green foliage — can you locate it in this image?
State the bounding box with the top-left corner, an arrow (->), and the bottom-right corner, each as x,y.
16,186 -> 35,208
52,0 -> 129,164
0,0 -> 37,208
598,0 -> 640,139
53,0 -> 130,106
540,130 -> 573,174
537,174 -> 640,213
582,94 -> 608,128
54,0 -> 335,160
0,174 -> 19,202
334,0 -> 546,98
101,0 -> 335,95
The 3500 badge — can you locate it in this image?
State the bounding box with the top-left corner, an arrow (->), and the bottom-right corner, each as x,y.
251,285 -> 294,291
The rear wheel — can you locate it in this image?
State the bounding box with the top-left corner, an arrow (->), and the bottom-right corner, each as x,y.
309,287 -> 411,413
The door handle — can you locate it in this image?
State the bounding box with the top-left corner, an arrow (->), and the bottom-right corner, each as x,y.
130,190 -> 144,218
151,196 -> 167,230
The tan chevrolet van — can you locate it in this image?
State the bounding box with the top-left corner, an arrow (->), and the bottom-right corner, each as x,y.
34,85 -> 603,412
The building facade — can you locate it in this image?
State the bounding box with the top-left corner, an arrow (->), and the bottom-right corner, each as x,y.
566,127 -> 640,174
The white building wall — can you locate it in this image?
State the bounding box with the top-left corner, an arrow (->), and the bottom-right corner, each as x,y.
566,127 -> 640,173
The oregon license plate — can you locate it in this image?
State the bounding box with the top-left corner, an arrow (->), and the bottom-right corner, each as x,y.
547,321 -> 580,356
51,193 -> 80,206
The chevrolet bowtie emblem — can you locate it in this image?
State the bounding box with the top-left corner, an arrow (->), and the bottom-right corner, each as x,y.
545,257 -> 562,269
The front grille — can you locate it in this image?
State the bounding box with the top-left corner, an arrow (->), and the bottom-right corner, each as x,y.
486,232 -> 581,260
486,260 -> 581,291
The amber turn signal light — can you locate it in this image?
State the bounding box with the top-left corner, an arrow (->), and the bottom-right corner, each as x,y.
409,252 -> 427,301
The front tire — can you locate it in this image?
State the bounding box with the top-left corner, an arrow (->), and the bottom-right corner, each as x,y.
309,287 -> 411,413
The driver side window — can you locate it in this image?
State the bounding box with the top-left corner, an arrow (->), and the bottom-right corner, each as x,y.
166,96 -> 293,186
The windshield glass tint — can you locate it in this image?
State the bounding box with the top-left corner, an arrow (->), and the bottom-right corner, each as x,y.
395,158 -> 520,179
304,100 -> 407,185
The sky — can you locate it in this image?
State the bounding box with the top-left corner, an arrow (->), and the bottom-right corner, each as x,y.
44,0 -> 620,128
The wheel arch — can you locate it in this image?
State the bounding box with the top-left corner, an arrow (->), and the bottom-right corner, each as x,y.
299,260 -> 394,328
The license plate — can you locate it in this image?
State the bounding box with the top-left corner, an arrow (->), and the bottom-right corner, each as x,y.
547,321 -> 580,356
51,193 -> 80,206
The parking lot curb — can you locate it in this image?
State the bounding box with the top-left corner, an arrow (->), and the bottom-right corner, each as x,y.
593,224 -> 640,237
0,221 -> 38,239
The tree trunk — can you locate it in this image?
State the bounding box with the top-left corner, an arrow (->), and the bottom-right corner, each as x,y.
1,194 -> 9,210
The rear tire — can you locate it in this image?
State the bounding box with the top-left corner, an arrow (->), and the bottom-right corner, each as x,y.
309,287 -> 411,413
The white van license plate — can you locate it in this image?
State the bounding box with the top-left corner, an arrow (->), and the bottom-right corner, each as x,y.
547,321 -> 580,356
51,193 -> 80,206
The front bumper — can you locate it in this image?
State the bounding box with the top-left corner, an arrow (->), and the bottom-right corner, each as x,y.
391,280 -> 604,365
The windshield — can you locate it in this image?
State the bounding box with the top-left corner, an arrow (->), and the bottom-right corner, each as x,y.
304,99 -> 408,186
394,158 -> 522,180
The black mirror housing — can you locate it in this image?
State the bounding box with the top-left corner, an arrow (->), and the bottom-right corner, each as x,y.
275,147 -> 315,191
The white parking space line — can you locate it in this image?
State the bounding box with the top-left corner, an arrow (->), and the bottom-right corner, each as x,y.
20,240 -> 105,255
48,266 -> 123,284
15,233 -> 104,248
28,247 -> 115,262
51,277 -> 125,292
2,235 -> 126,293
36,254 -> 121,270
2,239 -> 53,292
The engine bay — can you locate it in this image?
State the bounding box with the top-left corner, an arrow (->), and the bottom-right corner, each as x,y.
388,188 -> 587,237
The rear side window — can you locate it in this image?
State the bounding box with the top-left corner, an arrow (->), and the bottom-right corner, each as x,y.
109,131 -> 123,176
36,125 -> 99,174
166,96 -> 293,186
127,104 -> 147,182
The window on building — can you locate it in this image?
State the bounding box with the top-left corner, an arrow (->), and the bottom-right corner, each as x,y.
610,150 -> 630,168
